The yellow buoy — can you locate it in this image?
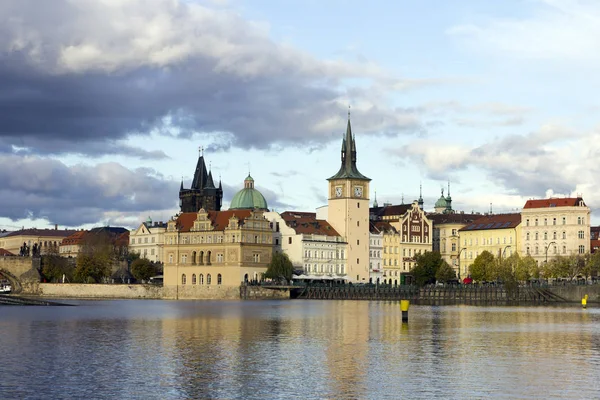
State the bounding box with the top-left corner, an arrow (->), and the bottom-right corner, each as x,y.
582,296 -> 587,309
401,300 -> 410,322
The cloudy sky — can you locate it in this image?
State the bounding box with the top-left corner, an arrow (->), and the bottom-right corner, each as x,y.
1,0 -> 599,230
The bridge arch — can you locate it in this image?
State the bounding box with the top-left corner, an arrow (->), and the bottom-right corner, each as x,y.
0,269 -> 23,294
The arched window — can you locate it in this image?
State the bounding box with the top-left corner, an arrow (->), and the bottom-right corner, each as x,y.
192,274 -> 197,285
217,274 -> 222,285
199,251 -> 204,265
199,274 -> 204,285
244,273 -> 249,283
207,251 -> 212,265
192,251 -> 197,265
207,274 -> 211,285
181,274 -> 187,285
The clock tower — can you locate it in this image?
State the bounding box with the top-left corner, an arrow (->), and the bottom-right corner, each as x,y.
327,115 -> 371,282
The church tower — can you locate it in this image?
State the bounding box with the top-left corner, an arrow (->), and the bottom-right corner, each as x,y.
179,149 -> 223,212
327,114 -> 371,282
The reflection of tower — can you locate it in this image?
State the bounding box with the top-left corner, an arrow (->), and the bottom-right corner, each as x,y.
324,301 -> 370,399
327,113 -> 371,282
179,148 -> 223,212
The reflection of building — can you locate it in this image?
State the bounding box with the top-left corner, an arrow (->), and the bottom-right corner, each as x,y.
179,150 -> 223,213
458,213 -> 521,276
429,212 -> 480,278
162,209 -> 274,298
1,227 -> 77,256
326,116 -> 371,282
264,211 -> 346,275
520,197 -> 591,264
129,217 -> 167,262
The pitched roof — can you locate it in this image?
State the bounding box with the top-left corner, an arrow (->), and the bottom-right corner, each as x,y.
459,213 -> 521,232
427,213 -> 482,225
0,248 -> 15,256
370,204 -> 411,219
175,210 -> 254,232
6,228 -> 78,238
279,211 -> 340,236
61,230 -> 88,246
523,197 -> 585,209
370,221 -> 397,234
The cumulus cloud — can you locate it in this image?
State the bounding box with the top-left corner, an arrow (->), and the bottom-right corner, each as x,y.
397,124 -> 600,211
0,154 -> 180,226
0,0 -> 424,158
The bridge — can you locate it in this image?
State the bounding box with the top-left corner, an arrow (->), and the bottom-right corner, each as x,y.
0,257 -> 41,294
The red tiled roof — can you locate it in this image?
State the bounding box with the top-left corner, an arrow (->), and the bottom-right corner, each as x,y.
176,210 -> 254,232
591,240 -> 600,253
459,213 -> 521,232
370,204 -> 411,218
114,232 -> 130,247
280,211 -> 340,236
523,197 -> 584,209
0,248 -> 15,256
61,231 -> 88,246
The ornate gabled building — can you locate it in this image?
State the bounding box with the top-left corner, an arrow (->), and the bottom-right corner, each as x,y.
179,150 -> 223,213
162,209 -> 275,298
327,115 -> 371,282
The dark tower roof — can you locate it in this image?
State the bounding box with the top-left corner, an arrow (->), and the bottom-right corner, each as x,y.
328,117 -> 370,181
205,170 -> 216,189
191,154 -> 209,190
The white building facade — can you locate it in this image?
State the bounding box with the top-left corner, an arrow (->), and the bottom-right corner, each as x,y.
129,218 -> 167,263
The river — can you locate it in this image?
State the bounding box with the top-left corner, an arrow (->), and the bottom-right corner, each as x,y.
1,300 -> 599,399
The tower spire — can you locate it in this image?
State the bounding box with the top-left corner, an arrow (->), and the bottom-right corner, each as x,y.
328,111 -> 369,181
373,190 -> 378,208
418,182 -> 424,210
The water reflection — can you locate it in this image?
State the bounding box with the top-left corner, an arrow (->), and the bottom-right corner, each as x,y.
1,301 -> 599,399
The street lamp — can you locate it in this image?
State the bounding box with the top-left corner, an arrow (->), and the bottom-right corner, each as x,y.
502,245 -> 512,259
545,241 -> 557,264
457,247 -> 467,281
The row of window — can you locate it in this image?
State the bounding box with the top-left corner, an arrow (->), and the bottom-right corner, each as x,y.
525,245 -> 586,255
525,217 -> 585,226
131,236 -> 156,244
463,237 -> 514,246
304,265 -> 346,274
304,250 -> 345,259
181,273 -> 222,285
525,231 -> 585,240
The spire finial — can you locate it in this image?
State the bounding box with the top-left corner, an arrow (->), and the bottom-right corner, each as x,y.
447,180 -> 451,197
402,193 -> 404,204
209,161 -> 212,171
348,105 -> 351,120
199,146 -> 204,157
420,182 -> 423,197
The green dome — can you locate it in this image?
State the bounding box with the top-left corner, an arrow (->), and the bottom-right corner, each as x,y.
434,196 -> 447,209
229,174 -> 268,210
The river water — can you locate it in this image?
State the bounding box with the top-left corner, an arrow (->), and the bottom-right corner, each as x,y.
1,300 -> 599,399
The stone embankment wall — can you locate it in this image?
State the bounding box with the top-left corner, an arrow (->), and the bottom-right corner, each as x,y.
38,283 -> 164,299
547,285 -> 600,302
240,285 -> 290,300
163,285 -> 247,300
0,256 -> 33,277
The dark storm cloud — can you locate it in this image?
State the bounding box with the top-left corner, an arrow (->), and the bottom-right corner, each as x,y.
0,155 -> 179,226
0,0 -> 422,158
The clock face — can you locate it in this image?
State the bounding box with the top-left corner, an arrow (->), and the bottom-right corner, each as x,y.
335,187 -> 343,197
354,186 -> 363,198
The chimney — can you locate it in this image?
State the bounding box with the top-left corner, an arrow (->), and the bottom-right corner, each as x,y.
55,224 -> 58,230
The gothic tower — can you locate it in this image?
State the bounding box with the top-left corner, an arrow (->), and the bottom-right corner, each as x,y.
179,149 -> 223,212
327,114 -> 371,282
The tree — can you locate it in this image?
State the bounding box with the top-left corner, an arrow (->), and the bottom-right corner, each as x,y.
435,261 -> 456,283
75,253 -> 111,283
131,258 -> 157,282
41,245 -> 74,283
521,255 -> 539,279
584,252 -> 600,279
469,251 -> 495,282
265,252 -> 294,282
411,251 -> 444,286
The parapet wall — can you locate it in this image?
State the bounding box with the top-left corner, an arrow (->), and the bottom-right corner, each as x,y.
38,283 -> 164,299
0,256 -> 33,277
547,285 -> 600,302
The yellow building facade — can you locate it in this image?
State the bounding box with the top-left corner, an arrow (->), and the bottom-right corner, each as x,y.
1,228 -> 77,256
458,213 -> 521,278
162,209 -> 275,298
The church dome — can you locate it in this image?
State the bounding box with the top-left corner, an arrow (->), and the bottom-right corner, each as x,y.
230,174 -> 268,210
434,189 -> 448,209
